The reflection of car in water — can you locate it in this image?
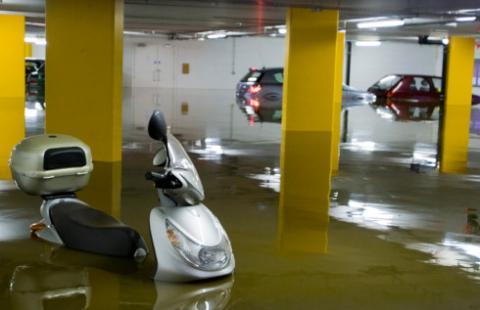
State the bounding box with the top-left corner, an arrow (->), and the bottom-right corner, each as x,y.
25,58 -> 45,106
235,67 -> 376,123
370,99 -> 439,121
368,74 -> 480,121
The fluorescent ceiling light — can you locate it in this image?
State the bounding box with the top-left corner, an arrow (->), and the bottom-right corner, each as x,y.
206,33 -> 227,39
455,16 -> 477,22
278,28 -> 287,35
442,38 -> 449,45
355,40 -> 382,47
357,19 -> 404,29
446,22 -> 458,27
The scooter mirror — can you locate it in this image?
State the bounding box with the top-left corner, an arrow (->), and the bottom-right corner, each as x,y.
148,110 -> 168,143
153,143 -> 168,167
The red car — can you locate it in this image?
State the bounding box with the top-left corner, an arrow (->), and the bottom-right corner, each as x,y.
368,74 -> 480,121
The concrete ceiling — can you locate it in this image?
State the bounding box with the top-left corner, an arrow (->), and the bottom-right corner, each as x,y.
1,0 -> 480,39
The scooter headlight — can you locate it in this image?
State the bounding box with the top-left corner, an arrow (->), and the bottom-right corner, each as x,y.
166,220 -> 231,271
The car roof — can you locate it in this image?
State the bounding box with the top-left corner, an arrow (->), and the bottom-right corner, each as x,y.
249,67 -> 283,73
386,73 -> 442,79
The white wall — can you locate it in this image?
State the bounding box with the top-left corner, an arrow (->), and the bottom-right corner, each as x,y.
31,44 -> 46,59
124,36 -> 286,90
350,42 -> 443,90
124,37 -> 455,91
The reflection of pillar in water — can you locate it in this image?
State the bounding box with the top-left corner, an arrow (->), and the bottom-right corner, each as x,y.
88,268 -> 119,310
78,161 -> 122,219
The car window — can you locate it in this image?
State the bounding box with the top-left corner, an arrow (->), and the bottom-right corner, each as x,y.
240,71 -> 262,83
410,77 -> 431,92
260,70 -> 283,84
373,75 -> 401,90
432,78 -> 442,93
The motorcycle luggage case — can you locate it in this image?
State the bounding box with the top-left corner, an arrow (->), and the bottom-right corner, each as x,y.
10,134 -> 93,196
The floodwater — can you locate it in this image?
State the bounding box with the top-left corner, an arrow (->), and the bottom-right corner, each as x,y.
2,88 -> 480,309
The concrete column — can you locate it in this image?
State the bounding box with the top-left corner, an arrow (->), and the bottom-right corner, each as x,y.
45,0 -> 124,162
0,15 -> 25,179
24,43 -> 32,58
331,31 -> 345,175
440,36 -> 475,173
278,8 -> 340,253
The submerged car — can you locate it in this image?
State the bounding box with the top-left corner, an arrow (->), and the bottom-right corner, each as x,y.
368,74 -> 480,121
235,67 -> 376,122
25,58 -> 45,106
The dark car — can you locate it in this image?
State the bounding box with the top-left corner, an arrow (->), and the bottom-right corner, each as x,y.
236,67 -> 375,122
368,74 -> 480,121
25,58 -> 45,106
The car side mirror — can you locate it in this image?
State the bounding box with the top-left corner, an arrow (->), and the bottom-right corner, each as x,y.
148,110 -> 168,143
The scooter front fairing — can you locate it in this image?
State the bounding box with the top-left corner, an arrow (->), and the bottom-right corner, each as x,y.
150,203 -> 234,282
146,110 -> 235,281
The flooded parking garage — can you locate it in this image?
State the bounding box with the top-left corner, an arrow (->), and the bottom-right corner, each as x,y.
2,1 -> 480,309
2,88 -> 480,308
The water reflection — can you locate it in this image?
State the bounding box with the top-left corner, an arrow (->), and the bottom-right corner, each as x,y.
25,101 -> 45,137
153,276 -> 233,310
278,131 -> 331,253
465,208 -> 480,235
124,88 -> 281,143
9,263 -> 91,310
248,167 -> 280,193
370,99 -> 440,122
410,143 -> 437,171
77,161 -> 121,219
330,190 -> 480,280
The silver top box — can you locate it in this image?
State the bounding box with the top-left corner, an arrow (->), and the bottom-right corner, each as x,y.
10,134 -> 93,196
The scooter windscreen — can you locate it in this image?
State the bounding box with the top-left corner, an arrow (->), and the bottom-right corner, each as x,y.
165,133 -> 205,204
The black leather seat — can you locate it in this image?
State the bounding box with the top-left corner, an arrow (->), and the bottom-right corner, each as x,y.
49,200 -> 148,258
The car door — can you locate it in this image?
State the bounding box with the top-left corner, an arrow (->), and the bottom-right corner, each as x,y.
258,69 -> 283,109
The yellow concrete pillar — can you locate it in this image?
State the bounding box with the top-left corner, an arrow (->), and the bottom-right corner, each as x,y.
0,15 -> 25,179
440,36 -> 475,173
45,0 -> 124,162
278,9 -> 339,253
331,31 -> 345,176
24,43 -> 32,58
78,162 -> 121,219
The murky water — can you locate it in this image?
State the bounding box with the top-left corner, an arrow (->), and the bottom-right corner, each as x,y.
2,89 -> 480,308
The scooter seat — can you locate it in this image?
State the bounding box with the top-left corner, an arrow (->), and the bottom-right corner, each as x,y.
49,200 -> 148,258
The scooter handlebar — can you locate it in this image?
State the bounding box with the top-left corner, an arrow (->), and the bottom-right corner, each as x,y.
145,171 -> 182,189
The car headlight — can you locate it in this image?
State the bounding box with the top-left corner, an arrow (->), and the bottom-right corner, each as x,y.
166,220 -> 231,271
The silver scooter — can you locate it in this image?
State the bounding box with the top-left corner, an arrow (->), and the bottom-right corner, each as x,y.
145,110 -> 235,281
9,111 -> 234,282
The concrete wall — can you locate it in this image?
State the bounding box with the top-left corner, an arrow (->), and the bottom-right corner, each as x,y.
27,36 -> 480,93
350,42 -> 443,90
124,36 -> 286,90
123,36 -> 452,91
31,43 -> 45,59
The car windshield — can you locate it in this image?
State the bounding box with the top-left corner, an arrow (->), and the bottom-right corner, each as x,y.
260,69 -> 283,84
240,70 -> 262,83
373,75 -> 401,90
